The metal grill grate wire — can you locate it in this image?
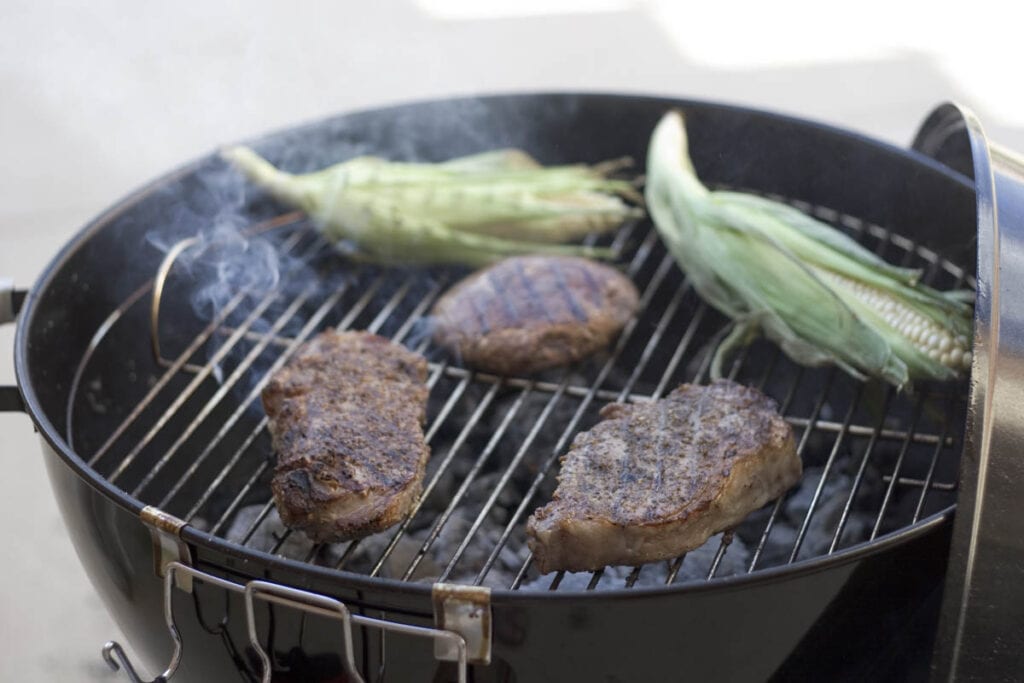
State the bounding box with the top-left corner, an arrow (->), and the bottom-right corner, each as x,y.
70,198 -> 969,593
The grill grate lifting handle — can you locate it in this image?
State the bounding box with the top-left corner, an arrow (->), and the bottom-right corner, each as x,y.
102,562 -> 480,683
102,508 -> 489,682
914,102 -> 1024,682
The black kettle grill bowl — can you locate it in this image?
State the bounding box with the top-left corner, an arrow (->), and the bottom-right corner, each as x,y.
14,94 -> 977,682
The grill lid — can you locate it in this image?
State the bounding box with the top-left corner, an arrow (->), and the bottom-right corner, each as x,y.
915,102 -> 1024,682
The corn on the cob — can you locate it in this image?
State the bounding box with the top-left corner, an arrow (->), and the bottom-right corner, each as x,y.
223,146 -> 642,267
645,110 -> 973,390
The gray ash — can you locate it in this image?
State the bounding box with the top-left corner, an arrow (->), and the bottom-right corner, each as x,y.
520,533 -> 752,591
735,464 -> 883,569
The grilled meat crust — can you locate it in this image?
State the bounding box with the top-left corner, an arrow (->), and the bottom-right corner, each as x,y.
431,255 -> 639,375
262,330 -> 429,543
526,380 -> 801,573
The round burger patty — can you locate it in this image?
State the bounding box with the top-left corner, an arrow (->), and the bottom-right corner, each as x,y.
430,255 -> 640,375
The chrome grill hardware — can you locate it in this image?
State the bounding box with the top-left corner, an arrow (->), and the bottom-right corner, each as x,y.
243,581 -> 364,683
140,506 -> 193,592
103,561 -> 477,683
148,211 -> 305,373
432,583 -> 492,665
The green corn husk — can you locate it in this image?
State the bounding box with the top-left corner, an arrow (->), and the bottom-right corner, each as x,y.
223,146 -> 643,267
645,110 -> 973,390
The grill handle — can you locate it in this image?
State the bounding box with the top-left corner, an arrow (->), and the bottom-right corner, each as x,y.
0,278 -> 28,413
103,560 -> 476,683
913,103 -> 1024,682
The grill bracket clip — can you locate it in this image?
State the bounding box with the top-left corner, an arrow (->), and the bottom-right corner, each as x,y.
140,506 -> 193,592
432,582 -> 492,665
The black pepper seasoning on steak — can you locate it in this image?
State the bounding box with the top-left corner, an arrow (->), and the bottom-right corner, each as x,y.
430,255 -> 639,375
262,330 -> 430,543
526,380 -> 801,573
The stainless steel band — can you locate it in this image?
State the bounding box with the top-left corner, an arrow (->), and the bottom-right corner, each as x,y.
915,103 -> 1024,682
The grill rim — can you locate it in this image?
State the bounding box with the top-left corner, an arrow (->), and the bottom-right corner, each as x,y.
14,91 -> 977,606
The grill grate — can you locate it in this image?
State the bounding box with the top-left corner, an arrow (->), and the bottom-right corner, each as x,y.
69,196 -> 970,592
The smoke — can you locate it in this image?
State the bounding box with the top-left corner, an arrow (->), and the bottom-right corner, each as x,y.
139,95 -> 609,393
144,150 -> 333,389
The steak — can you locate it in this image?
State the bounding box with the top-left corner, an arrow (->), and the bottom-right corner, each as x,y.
526,380 -> 801,573
261,330 -> 430,543
431,255 -> 639,375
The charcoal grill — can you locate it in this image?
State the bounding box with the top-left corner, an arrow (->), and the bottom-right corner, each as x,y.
1,93 -> 1017,681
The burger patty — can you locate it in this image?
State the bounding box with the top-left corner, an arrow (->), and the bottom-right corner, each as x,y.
430,255 -> 639,375
526,380 -> 801,573
261,330 -> 430,543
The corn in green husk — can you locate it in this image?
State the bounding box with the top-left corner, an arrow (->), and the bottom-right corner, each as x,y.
223,146 -> 643,267
645,111 -> 973,390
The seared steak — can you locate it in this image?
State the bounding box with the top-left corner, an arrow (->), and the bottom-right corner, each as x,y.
526,380 -> 800,573
431,255 -> 639,375
262,330 -> 430,543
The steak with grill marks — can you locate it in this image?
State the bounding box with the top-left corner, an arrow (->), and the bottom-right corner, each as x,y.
526,380 -> 801,573
261,330 -> 430,543
430,255 -> 639,375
